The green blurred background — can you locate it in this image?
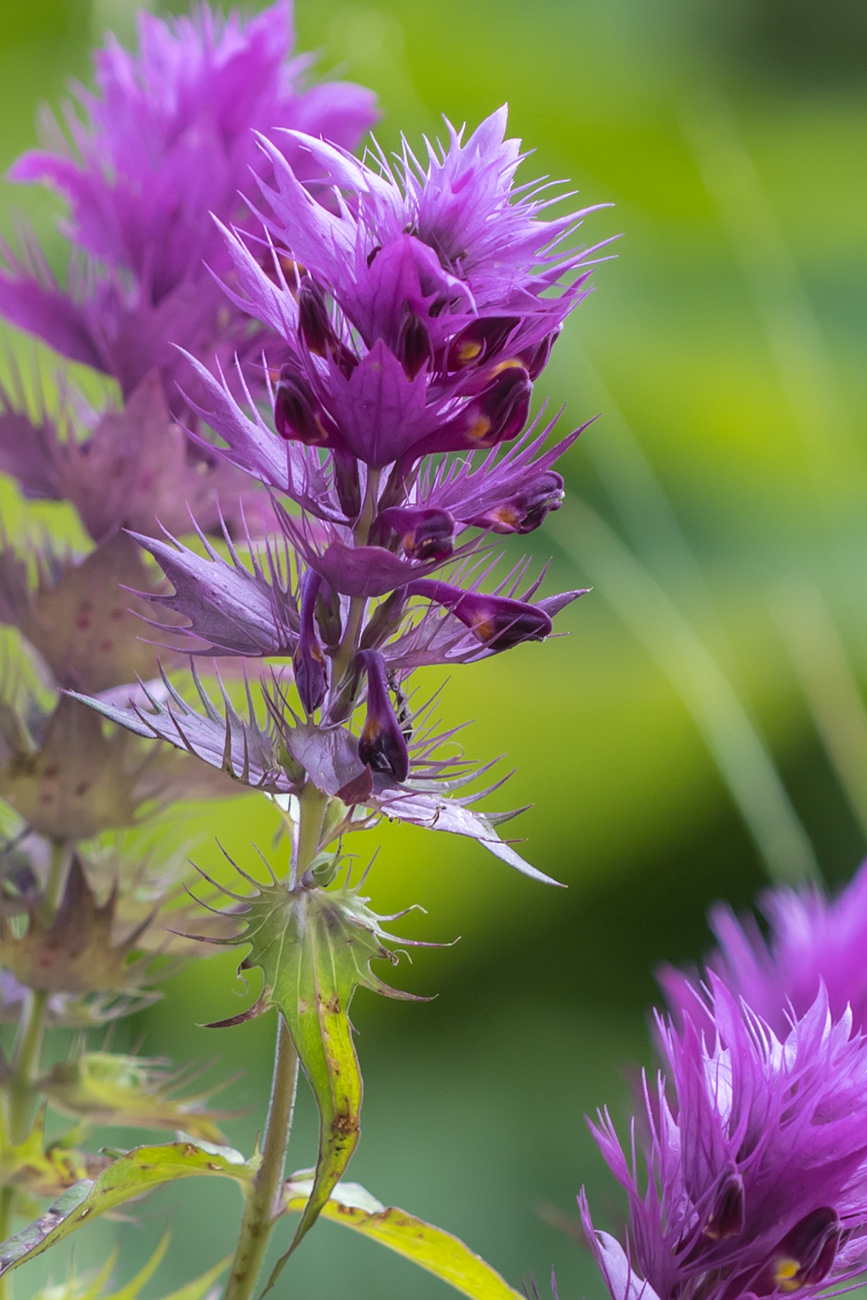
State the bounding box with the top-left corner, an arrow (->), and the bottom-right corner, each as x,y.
2,0 -> 867,1294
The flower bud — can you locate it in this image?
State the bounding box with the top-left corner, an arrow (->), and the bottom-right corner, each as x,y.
274,364 -> 330,447
372,507 -> 455,562
468,471 -> 564,535
356,650 -> 409,782
396,305 -> 433,380
446,316 -> 519,371
407,579 -> 553,652
703,1165 -> 745,1241
461,364 -> 531,448
333,447 -> 361,519
298,277 -> 333,357
359,590 -> 407,652
293,570 -> 328,714
520,329 -> 560,380
769,1208 -> 841,1292
315,581 -> 343,649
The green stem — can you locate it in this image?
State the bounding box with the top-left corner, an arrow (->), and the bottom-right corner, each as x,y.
7,990 -> 48,1145
222,1020 -> 299,1300
329,468 -> 381,692
291,784 -> 329,890
0,839 -> 66,1287
223,784 -> 325,1300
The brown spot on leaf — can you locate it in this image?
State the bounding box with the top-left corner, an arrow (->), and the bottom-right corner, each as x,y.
331,1109 -> 358,1138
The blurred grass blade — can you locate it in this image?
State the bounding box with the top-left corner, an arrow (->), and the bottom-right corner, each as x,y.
682,89 -> 861,494
160,1255 -> 231,1300
569,345 -> 718,618
282,1173 -> 524,1299
554,500 -> 819,884
101,1232 -> 169,1300
776,583 -> 867,842
0,1141 -> 253,1278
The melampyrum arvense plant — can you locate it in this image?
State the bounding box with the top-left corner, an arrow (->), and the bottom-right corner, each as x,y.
0,2 -> 606,1297
3,8 -> 867,1300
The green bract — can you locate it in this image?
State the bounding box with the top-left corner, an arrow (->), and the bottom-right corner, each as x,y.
207,864 -> 422,1270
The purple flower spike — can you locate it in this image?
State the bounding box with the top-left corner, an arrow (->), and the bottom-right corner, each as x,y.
660,859 -> 867,1038
406,579 -> 554,652
294,570 -> 328,714
357,650 -> 409,782
581,979 -> 867,1300
0,1 -> 377,410
70,102 -> 604,886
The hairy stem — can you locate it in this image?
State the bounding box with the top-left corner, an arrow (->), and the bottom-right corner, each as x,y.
223,784 -> 327,1300
6,990 -> 48,1145
223,1020 -> 299,1300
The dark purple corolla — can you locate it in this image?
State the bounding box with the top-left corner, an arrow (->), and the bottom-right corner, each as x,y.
80,107 -> 602,883
660,861 -> 867,1039
582,978 -> 867,1300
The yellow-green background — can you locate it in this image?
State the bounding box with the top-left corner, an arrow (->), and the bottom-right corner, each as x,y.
2,0 -> 867,1294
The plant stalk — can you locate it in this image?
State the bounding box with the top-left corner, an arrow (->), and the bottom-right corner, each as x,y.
223,1019 -> 299,1300
0,840 -> 66,1296
223,783 -> 327,1300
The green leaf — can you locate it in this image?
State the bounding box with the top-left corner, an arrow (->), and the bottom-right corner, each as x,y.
281,1173 -> 524,1300
0,1141 -> 254,1278
212,873 -> 418,1266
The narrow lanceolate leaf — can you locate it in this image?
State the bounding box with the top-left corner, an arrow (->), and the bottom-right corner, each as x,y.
208,872 -> 420,1277
0,1141 -> 253,1277
281,1174 -> 524,1300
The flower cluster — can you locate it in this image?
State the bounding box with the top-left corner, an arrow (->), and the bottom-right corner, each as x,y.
0,0 -> 375,1018
576,863 -> 867,1300
84,106 -> 603,880
582,977 -> 867,1300
0,0 -> 376,539
659,862 -> 867,1038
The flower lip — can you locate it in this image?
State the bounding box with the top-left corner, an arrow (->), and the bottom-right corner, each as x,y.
293,569 -> 328,714
371,506 -> 456,562
464,364 -> 532,446
763,1208 -> 842,1293
297,277 -> 334,357
703,1165 -> 746,1242
274,363 -> 335,447
396,305 -> 434,380
446,315 -> 520,371
406,578 -> 554,652
467,470 -> 565,535
357,649 -> 410,782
